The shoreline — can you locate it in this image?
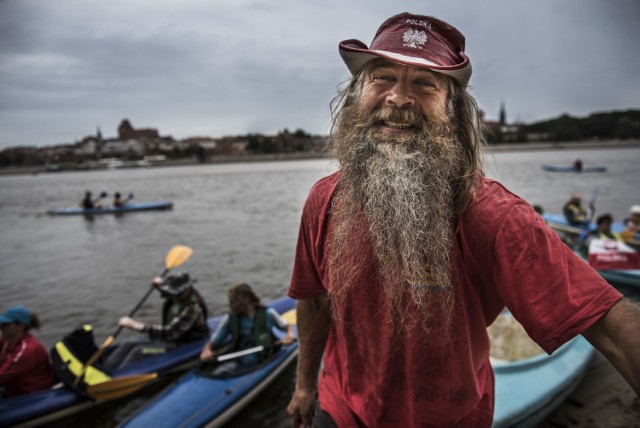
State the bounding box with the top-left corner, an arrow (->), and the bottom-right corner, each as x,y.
1,139 -> 639,177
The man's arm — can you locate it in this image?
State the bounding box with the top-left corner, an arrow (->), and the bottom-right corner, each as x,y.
288,295 -> 331,428
581,297 -> 640,395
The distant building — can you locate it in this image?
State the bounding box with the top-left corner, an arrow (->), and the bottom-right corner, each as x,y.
118,119 -> 160,141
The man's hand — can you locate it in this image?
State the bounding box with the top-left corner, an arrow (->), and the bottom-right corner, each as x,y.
118,316 -> 144,331
287,384 -> 316,428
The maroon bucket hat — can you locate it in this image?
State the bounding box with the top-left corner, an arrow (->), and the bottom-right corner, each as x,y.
339,12 -> 472,87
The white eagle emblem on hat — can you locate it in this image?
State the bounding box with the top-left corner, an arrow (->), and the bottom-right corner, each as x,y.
402,29 -> 427,48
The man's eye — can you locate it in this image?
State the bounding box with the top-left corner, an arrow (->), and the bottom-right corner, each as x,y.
415,79 -> 436,87
372,74 -> 394,82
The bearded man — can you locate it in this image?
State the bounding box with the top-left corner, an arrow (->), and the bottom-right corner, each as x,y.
287,13 -> 640,427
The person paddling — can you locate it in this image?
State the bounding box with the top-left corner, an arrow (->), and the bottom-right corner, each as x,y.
103,271 -> 209,370
0,306 -> 55,397
80,191 -> 105,209
200,283 -> 294,376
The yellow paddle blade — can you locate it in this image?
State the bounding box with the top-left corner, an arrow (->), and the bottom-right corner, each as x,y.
165,245 -> 193,270
281,309 -> 297,325
86,373 -> 159,401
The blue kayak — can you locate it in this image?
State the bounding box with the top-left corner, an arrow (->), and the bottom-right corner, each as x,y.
0,296 -> 295,428
492,335 -> 594,427
542,213 -> 627,234
541,164 -> 607,173
118,314 -> 298,428
46,201 -> 173,216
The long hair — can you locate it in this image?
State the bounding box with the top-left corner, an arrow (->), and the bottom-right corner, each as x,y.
228,283 -> 263,308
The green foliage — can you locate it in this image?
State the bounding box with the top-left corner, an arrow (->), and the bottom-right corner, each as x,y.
520,109 -> 640,141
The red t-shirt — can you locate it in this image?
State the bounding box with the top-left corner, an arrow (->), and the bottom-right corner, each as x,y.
288,173 -> 622,427
0,333 -> 56,397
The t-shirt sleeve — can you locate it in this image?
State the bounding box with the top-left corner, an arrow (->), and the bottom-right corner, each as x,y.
288,178 -> 334,300
493,201 -> 623,353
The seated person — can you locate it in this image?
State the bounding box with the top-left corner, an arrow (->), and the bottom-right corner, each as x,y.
103,272 -> 209,370
562,193 -> 588,225
113,192 -> 126,207
80,191 -> 100,209
572,159 -> 583,171
0,306 -> 56,397
621,205 -> 640,243
200,283 -> 294,376
586,214 -> 622,248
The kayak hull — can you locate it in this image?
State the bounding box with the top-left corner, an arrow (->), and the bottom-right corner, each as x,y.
492,336 -> 594,428
541,164 -> 607,173
0,296 -> 295,428
46,201 -> 173,216
119,317 -> 298,427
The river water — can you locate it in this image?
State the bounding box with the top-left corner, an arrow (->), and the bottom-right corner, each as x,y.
1,146 -> 639,426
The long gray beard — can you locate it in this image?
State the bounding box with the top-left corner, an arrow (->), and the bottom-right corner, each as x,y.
327,102 -> 464,334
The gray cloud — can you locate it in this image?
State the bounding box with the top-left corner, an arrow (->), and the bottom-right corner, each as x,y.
1,0 -> 639,148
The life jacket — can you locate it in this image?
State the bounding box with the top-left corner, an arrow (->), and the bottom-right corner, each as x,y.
597,230 -> 622,241
49,324 -> 111,395
227,307 -> 276,361
161,289 -> 210,345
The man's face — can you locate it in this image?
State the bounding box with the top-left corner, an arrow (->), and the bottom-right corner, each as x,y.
359,61 -> 450,140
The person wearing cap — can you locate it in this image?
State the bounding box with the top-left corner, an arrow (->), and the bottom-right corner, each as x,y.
286,12 -> 640,427
0,306 -> 56,397
562,192 -> 588,225
199,283 -> 294,375
103,271 -> 209,370
622,205 -> 640,243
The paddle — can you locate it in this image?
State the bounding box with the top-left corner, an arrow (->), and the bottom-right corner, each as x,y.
86,308 -> 298,401
72,244 -> 194,387
85,342 -> 289,401
578,188 -> 599,244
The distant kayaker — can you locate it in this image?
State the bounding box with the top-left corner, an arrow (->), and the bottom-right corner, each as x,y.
563,193 -> 588,225
287,12 -> 640,427
199,283 -> 294,375
80,191 -> 104,209
103,271 -> 210,370
572,158 -> 583,171
113,192 -> 126,207
0,306 -> 55,397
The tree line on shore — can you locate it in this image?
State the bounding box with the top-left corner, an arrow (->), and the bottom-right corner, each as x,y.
1,109 -> 639,169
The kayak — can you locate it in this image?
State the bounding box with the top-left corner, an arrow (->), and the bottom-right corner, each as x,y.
541,164 -> 607,173
543,213 -> 640,251
46,201 -> 173,216
0,296 -> 295,428
492,335 -> 594,427
489,312 -> 594,428
542,213 -> 626,234
118,313 -> 298,428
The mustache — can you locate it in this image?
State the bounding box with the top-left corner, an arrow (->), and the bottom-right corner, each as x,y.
367,105 -> 429,130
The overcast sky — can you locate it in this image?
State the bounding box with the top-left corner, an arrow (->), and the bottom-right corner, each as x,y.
1,0 -> 639,149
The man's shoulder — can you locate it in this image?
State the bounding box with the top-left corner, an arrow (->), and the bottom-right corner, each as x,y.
308,172 -> 339,199
303,172 -> 339,215
468,176 -> 523,216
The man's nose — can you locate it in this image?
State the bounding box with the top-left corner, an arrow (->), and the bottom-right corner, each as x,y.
386,81 -> 415,108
